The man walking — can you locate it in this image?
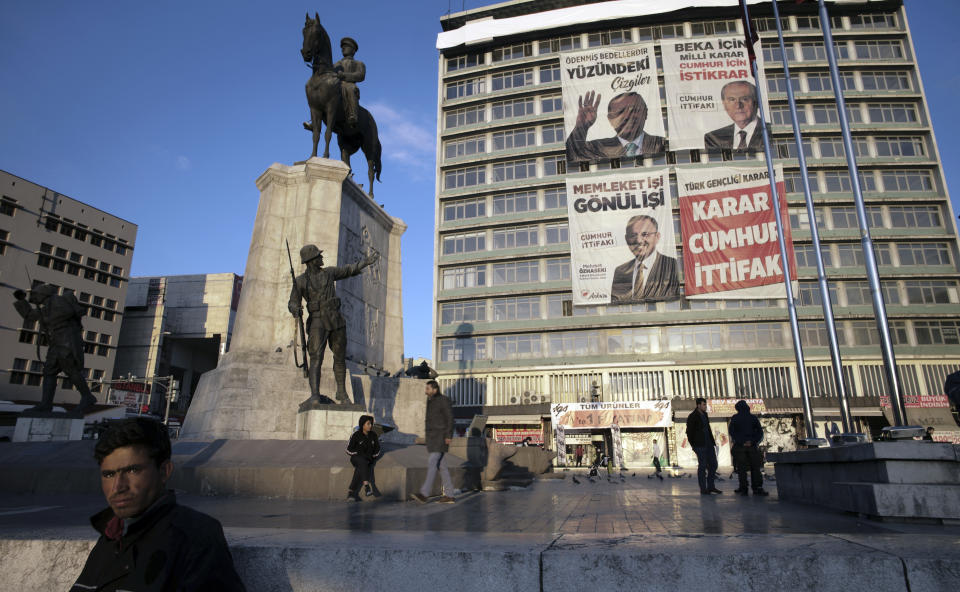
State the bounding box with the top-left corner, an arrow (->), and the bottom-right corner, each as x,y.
728,400 -> 769,496
686,397 -> 721,495
411,380 -> 456,504
651,438 -> 664,481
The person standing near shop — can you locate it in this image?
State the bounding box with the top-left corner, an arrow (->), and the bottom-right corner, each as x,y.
651,438 -> 664,481
575,444 -> 584,467
727,400 -> 769,496
686,398 -> 721,495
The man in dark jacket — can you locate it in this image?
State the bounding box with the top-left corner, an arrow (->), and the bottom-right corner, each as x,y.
728,400 -> 769,496
346,414 -> 382,500
686,397 -> 721,495
410,380 -> 455,504
71,417 -> 246,592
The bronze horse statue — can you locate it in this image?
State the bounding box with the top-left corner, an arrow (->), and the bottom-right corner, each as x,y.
301,13 -> 382,197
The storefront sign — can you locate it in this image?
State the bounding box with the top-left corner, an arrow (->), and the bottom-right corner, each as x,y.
551,400 -> 671,429
493,428 -> 543,445
706,398 -> 766,416
879,394 -> 949,408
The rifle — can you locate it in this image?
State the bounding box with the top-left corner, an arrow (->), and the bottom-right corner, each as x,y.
286,240 -> 309,378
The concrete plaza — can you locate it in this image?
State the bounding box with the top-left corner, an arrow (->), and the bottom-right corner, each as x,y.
2,468 -> 959,591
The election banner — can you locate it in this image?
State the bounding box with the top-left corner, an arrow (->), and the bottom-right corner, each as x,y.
661,36 -> 768,152
560,43 -> 664,166
677,165 -> 797,299
565,168 -> 677,305
551,401 -> 672,430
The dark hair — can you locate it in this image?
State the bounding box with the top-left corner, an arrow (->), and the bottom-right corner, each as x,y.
94,417 -> 171,467
695,397 -> 707,406
425,380 -> 440,393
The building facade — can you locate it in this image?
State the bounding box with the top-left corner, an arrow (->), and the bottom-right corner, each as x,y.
434,0 -> 960,464
0,169 -> 136,404
113,273 -> 242,415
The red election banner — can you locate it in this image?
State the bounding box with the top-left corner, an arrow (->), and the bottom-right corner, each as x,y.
677,164 -> 797,299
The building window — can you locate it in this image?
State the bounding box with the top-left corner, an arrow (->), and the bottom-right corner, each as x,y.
799,321 -> 846,347
821,171 -> 876,193
440,337 -> 488,361
445,77 -> 485,100
587,29 -> 632,47
874,136 -> 924,158
541,123 -> 565,145
766,73 -> 801,94
762,42 -> 796,63
492,127 -> 536,151
888,205 -> 941,228
0,197 -> 16,217
794,244 -> 833,268
545,257 -> 571,281
770,106 -> 807,126
444,135 -> 486,160
493,334 -> 542,360
897,242 -> 950,266
797,282 -> 839,307
867,103 -> 918,124
665,324 -> 725,353
540,64 -> 561,84
444,165 -> 486,189
445,105 -> 485,129
443,197 -> 486,222
493,296 -> 541,321
440,300 -> 486,325
492,159 -> 536,182
800,42 -> 827,62
880,169 -> 933,192
492,191 -> 537,215
818,138 -> 845,158
539,35 -> 581,54
543,156 -> 566,176
540,95 -> 562,114
0,229 -> 7,255
492,42 -> 532,63
854,40 -> 903,60
842,281 -> 872,306
904,280 -> 957,305
836,243 -> 864,267
805,73 -> 832,92
860,71 -> 911,91
914,320 -> 960,345
491,68 -> 534,91
543,188 -> 567,209
447,53 -> 480,72
548,330 -> 602,356
492,98 -> 535,120
493,260 -> 539,285
788,207 -> 823,230
492,225 -> 538,250
442,265 -> 486,290
544,223 -> 569,244
782,171 -> 819,194
442,231 -> 485,255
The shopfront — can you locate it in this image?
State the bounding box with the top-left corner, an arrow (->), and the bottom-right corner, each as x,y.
550,400 -> 672,469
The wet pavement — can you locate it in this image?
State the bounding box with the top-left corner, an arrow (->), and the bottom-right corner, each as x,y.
1,468 -> 957,537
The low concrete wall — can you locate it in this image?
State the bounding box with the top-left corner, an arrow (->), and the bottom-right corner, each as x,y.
3,529 -> 959,592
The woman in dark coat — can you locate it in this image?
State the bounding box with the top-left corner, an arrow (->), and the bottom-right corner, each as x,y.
346,414 -> 381,501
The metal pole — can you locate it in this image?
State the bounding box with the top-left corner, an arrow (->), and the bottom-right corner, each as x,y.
817,0 -> 908,426
771,0 -> 849,435
739,0 -> 816,440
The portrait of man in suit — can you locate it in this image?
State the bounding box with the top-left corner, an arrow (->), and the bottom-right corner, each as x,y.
703,80 -> 763,152
566,91 -> 665,163
610,214 -> 680,303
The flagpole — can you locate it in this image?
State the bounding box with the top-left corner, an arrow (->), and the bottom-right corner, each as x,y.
771,0 -> 849,435
817,0 -> 908,427
738,0 -> 817,442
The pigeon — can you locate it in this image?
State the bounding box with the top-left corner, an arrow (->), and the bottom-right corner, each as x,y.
588,477 -> 595,483
632,472 -> 636,477
572,476 -> 581,484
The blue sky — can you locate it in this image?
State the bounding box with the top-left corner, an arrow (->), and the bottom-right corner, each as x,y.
2,1 -> 958,361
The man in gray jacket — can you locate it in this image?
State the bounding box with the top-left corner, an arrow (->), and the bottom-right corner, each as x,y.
410,380 -> 456,504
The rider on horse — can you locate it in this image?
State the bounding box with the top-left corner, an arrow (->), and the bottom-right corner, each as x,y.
334,37 -> 364,128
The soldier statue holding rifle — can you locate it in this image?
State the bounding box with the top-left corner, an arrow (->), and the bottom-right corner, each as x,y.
12,283 -> 98,415
288,244 -> 378,408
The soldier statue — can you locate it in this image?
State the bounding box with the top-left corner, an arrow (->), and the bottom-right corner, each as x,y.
13,284 -> 98,415
333,37 -> 364,128
288,244 -> 378,407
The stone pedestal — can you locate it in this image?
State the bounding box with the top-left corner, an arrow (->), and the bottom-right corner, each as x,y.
14,416 -> 84,442
181,158 -> 406,441
297,405 -> 365,440
769,442 -> 960,521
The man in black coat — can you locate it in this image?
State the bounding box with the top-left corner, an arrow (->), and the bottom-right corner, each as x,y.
71,417 -> 245,591
686,397 -> 721,495
703,81 -> 764,152
728,400 -> 769,496
410,380 -> 456,504
566,91 -> 665,163
610,215 -> 680,303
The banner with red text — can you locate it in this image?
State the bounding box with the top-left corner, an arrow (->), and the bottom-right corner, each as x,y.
551,401 -> 672,429
661,35 -> 768,151
560,42 -> 665,166
677,164 -> 796,299
565,168 -> 677,305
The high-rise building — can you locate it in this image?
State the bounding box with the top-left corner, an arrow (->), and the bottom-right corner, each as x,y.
0,169 -> 136,405
434,0 -> 960,463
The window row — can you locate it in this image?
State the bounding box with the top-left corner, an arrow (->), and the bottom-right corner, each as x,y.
442,188 -> 567,221
19,280 -> 119,322
445,13 -> 900,71
796,278 -> 960,308
762,39 -> 905,63
444,123 -> 569,159
769,134 -> 928,161
37,243 -> 124,288
1,196 -> 17,217
444,156 -> 572,189
9,358 -> 105,388
788,204 -> 943,232
441,221 -> 569,254
42,215 -> 130,255
438,318 -> 956,363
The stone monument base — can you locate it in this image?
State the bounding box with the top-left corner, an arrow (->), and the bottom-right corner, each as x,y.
296,404 -> 365,440
769,441 -> 960,521
14,416 -> 84,442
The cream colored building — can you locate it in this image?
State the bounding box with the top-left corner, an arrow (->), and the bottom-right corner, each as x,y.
433,0 -> 960,465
